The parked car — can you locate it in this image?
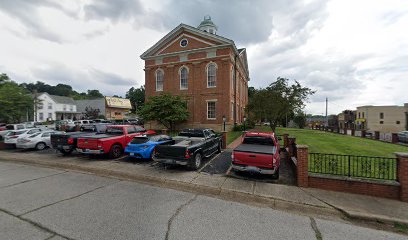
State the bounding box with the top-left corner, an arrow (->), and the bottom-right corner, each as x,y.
0,124 -> 26,139
55,120 -> 76,131
51,131 -> 99,155
152,129 -> 222,170
231,132 -> 280,179
0,123 -> 7,131
76,125 -> 156,158
16,131 -> 61,150
125,134 -> 173,159
398,131 -> 408,143
4,128 -> 42,146
80,120 -> 111,132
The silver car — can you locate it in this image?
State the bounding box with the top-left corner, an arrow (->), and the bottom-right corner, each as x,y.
398,131 -> 408,143
16,131 -> 60,150
4,128 -> 42,145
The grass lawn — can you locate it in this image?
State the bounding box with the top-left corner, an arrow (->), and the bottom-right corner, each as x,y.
254,126 -> 408,158
227,131 -> 243,145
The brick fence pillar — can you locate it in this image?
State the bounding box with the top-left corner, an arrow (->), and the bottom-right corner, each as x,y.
351,129 -> 355,136
336,128 -> 340,134
375,131 -> 380,140
392,133 -> 399,144
283,134 -> 289,148
221,131 -> 227,149
344,128 -> 347,135
296,145 -> 309,187
396,152 -> 408,202
361,130 -> 366,138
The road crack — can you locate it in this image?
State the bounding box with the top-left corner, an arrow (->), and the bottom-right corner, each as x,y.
310,217 -> 323,240
165,194 -> 198,240
0,171 -> 68,189
19,180 -> 121,216
0,208 -> 76,240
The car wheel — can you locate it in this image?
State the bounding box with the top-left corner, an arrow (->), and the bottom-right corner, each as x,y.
109,144 -> 123,158
271,168 -> 279,180
190,153 -> 202,170
59,148 -> 73,156
35,142 -> 46,150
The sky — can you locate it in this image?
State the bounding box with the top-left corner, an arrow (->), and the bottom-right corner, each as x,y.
0,0 -> 407,115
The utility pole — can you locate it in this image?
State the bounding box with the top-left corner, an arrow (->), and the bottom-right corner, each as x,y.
325,97 -> 328,127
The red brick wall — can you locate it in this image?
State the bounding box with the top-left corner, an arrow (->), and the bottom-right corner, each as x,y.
188,52 -> 206,60
163,56 -> 180,64
397,153 -> 408,201
308,176 -> 400,200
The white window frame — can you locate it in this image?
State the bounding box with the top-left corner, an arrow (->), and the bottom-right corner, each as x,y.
39,112 -> 44,121
206,99 -> 217,120
63,105 -> 67,111
179,66 -> 188,90
48,102 -> 52,110
206,62 -> 217,88
155,69 -> 164,91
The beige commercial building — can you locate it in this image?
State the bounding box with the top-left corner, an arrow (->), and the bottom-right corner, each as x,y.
355,104 -> 408,133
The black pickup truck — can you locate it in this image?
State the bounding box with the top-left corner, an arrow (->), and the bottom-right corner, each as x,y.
152,129 -> 222,170
51,131 -> 100,155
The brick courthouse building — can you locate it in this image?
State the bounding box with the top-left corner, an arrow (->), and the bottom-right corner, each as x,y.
141,16 -> 249,131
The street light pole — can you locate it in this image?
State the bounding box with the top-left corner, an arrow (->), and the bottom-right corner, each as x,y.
222,115 -> 226,132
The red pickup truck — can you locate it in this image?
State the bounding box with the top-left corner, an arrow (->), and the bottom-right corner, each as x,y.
231,132 -> 280,179
77,125 -> 155,158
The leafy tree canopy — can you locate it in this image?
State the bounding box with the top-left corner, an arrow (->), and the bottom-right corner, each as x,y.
0,74 -> 33,123
126,85 -> 145,113
247,77 -> 315,131
139,93 -> 189,131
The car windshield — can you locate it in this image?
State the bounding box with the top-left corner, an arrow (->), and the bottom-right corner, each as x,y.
131,137 -> 149,144
29,133 -> 42,138
243,136 -> 274,146
179,130 -> 205,138
106,127 -> 124,135
10,130 -> 27,136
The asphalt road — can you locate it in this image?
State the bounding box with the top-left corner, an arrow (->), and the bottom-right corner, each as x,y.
0,161 -> 406,240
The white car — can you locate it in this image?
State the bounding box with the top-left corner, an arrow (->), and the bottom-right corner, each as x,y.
16,131 -> 60,150
4,128 -> 42,145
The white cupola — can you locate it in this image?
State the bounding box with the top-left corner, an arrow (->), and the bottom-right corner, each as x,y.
198,15 -> 218,34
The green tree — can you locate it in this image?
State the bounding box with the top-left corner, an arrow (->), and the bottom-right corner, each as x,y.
126,85 -> 145,113
87,90 -> 104,99
293,112 -> 307,129
0,74 -> 33,123
139,93 -> 189,131
247,77 -> 315,131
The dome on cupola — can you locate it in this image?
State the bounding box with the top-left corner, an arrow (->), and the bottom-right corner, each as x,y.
198,15 -> 218,34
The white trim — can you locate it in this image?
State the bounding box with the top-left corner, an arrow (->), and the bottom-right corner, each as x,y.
155,68 -> 164,92
179,66 -> 188,90
206,62 -> 217,88
157,33 -> 216,55
206,100 -> 217,120
180,38 -> 188,48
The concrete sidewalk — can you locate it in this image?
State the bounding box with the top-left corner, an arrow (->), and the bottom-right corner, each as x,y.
1,150 -> 408,226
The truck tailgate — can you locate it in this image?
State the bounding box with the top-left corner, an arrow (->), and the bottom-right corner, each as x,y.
233,144 -> 275,168
155,145 -> 186,159
77,138 -> 99,149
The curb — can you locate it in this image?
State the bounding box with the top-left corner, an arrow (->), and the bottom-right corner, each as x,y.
0,156 -> 339,218
1,155 -> 407,226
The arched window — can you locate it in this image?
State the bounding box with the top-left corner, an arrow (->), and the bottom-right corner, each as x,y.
231,66 -> 235,90
207,63 -> 216,88
180,67 -> 188,90
156,69 -> 163,91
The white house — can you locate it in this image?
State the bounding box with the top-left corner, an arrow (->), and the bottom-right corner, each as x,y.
35,93 -> 79,121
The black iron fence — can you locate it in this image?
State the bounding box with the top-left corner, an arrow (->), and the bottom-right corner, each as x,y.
308,153 -> 397,181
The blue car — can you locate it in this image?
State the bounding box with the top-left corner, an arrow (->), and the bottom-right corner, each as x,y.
125,134 -> 173,159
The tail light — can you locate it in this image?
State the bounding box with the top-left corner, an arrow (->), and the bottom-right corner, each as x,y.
67,138 -> 74,144
185,149 -> 191,159
231,152 -> 234,162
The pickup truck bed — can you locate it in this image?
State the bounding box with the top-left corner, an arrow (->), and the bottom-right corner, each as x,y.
51,131 -> 97,155
234,144 -> 276,155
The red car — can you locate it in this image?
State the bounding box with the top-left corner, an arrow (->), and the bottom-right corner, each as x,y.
231,132 -> 280,179
77,125 -> 155,158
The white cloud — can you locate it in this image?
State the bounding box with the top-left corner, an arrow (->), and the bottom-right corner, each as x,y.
0,0 -> 407,114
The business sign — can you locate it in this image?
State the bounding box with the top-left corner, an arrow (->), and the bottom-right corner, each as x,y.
105,97 -> 131,109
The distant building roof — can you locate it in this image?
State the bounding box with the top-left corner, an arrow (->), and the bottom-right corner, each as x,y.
37,93 -> 76,105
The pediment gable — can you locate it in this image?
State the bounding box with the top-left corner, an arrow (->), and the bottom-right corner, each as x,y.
141,24 -> 234,59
